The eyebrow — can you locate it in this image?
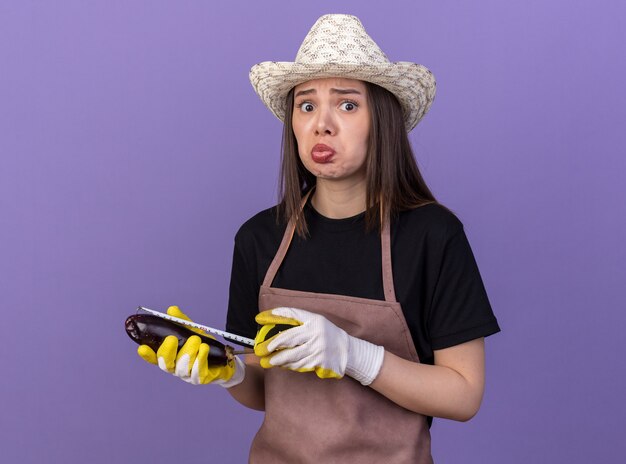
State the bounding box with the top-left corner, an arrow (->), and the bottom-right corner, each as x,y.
294,88 -> 363,97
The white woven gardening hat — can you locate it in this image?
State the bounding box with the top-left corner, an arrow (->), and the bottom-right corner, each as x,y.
249,14 -> 436,132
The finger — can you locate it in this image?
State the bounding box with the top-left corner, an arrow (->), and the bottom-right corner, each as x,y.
210,361 -> 234,382
254,323 -> 309,357
259,355 -> 277,370
314,365 -> 343,380
263,342 -> 313,368
259,353 -> 312,372
270,306 -> 313,322
167,305 -> 189,320
190,343 -> 213,384
156,335 -> 179,373
268,349 -> 343,379
167,305 -> 207,337
266,325 -> 311,353
137,345 -> 157,365
254,324 -> 280,357
175,335 -> 202,378
192,344 -> 229,384
205,345 -> 234,383
255,308 -> 302,327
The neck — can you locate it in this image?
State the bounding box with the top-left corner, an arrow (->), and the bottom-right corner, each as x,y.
310,179 -> 367,219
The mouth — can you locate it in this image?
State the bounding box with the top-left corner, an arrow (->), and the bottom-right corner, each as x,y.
311,144 -> 335,164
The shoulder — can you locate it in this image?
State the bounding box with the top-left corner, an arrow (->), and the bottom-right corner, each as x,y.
234,204 -> 286,249
396,202 -> 464,239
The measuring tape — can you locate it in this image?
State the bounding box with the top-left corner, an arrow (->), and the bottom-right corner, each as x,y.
137,306 -> 255,348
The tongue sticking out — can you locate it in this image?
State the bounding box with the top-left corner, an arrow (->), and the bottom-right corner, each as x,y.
312,151 -> 334,163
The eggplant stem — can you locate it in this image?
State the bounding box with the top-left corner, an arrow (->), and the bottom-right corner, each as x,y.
231,348 -> 254,355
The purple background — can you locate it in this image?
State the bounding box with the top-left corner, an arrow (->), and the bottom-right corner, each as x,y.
1,1 -> 624,462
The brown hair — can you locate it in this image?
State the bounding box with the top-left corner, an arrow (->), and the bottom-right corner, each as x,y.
276,81 -> 449,237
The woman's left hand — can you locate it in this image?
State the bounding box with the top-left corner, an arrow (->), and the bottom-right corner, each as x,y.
254,307 -> 385,385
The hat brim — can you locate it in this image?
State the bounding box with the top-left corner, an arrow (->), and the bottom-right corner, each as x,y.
249,61 -> 436,132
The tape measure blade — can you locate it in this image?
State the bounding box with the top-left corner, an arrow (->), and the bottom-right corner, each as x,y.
137,306 -> 255,347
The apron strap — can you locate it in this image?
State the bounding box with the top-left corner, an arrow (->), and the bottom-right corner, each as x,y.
380,203 -> 397,302
262,189 -> 397,303
261,189 -> 313,288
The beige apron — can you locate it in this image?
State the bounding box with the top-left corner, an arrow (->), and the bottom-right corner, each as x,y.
250,191 -> 433,463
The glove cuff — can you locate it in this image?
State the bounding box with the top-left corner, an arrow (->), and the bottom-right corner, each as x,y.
216,356 -> 246,389
345,336 -> 385,386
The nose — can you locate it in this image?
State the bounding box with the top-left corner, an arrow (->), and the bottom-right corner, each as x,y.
314,106 -> 336,136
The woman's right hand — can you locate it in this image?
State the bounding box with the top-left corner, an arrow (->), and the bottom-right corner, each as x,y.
136,305 -> 245,388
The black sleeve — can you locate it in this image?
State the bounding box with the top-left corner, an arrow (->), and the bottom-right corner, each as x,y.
225,231 -> 260,340
428,224 -> 501,350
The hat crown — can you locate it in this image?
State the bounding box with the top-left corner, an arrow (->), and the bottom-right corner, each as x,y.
249,13 -> 436,132
295,14 -> 390,66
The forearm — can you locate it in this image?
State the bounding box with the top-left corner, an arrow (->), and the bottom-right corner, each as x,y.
369,350 -> 484,422
226,355 -> 265,411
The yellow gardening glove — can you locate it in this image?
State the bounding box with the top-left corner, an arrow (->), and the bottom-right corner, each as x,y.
137,305 -> 245,387
254,312 -> 302,358
255,307 -> 385,385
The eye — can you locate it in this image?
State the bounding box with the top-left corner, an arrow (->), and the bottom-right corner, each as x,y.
340,100 -> 358,112
297,102 -> 315,113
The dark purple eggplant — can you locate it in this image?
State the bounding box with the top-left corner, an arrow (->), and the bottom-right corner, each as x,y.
125,314 -> 233,365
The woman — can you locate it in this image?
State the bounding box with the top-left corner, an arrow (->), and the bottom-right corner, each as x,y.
137,14 -> 500,463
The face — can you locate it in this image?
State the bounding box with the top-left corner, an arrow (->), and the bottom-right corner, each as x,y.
291,77 -> 370,182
